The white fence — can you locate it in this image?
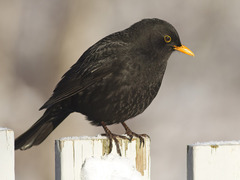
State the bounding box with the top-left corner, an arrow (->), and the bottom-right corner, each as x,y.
1,127 -> 240,180
55,136 -> 150,180
187,141 -> 240,180
0,128 -> 14,180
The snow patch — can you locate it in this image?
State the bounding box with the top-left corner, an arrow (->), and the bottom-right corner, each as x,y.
81,154 -> 142,180
0,127 -> 11,131
59,134 -> 129,141
191,140 -> 240,146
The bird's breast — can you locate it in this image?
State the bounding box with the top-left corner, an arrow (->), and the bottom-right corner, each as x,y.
73,56 -> 167,125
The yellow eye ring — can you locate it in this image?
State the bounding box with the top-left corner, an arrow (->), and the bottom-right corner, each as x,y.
164,35 -> 171,43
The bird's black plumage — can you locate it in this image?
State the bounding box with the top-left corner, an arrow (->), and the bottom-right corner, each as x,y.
15,18 -> 194,152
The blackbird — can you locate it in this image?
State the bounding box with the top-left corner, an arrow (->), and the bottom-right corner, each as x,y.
15,18 -> 194,155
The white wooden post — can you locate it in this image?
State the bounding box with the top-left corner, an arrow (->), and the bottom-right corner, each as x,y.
187,141 -> 240,180
0,128 -> 15,180
55,135 -> 150,180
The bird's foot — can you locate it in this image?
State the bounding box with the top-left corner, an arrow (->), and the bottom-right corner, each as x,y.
121,122 -> 149,148
101,121 -> 126,156
125,131 -> 149,148
102,132 -> 131,156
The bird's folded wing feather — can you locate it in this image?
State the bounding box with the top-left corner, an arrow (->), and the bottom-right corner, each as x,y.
40,37 -> 128,110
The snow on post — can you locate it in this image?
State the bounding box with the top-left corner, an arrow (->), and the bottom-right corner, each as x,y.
55,135 -> 150,180
187,141 -> 240,180
0,128 -> 15,180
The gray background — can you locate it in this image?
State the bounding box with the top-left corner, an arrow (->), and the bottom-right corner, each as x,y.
1,0 -> 240,179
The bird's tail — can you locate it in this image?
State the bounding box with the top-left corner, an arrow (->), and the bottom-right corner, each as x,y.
15,107 -> 71,150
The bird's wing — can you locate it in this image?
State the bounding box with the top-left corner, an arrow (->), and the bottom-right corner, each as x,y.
40,37 -> 128,110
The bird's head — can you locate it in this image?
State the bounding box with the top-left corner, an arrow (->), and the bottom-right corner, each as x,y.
129,19 -> 194,58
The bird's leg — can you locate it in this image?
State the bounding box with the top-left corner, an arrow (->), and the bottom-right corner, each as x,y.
121,122 -> 149,148
101,121 -> 122,156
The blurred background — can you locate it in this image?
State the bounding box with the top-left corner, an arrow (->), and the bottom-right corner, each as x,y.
1,0 -> 240,179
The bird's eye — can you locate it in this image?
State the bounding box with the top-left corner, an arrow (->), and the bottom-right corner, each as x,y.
164,35 -> 171,43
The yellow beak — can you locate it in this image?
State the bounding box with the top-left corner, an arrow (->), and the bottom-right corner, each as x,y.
173,45 -> 195,56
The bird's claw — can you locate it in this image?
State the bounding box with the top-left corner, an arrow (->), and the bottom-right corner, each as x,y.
125,131 -> 148,148
101,133 -> 123,156
121,122 -> 149,148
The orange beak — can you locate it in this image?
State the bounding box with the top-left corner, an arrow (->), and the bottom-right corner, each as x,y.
173,45 -> 195,56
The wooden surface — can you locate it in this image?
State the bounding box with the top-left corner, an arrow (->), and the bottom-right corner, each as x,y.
187,141 -> 240,180
55,135 -> 150,180
0,128 -> 14,180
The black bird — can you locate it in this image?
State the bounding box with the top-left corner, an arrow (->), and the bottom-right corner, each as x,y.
15,18 -> 194,155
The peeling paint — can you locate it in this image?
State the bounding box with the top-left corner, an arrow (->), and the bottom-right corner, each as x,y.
73,141 -> 76,168
102,138 -> 110,156
210,145 -> 219,154
135,137 -> 147,176
211,145 -> 219,149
